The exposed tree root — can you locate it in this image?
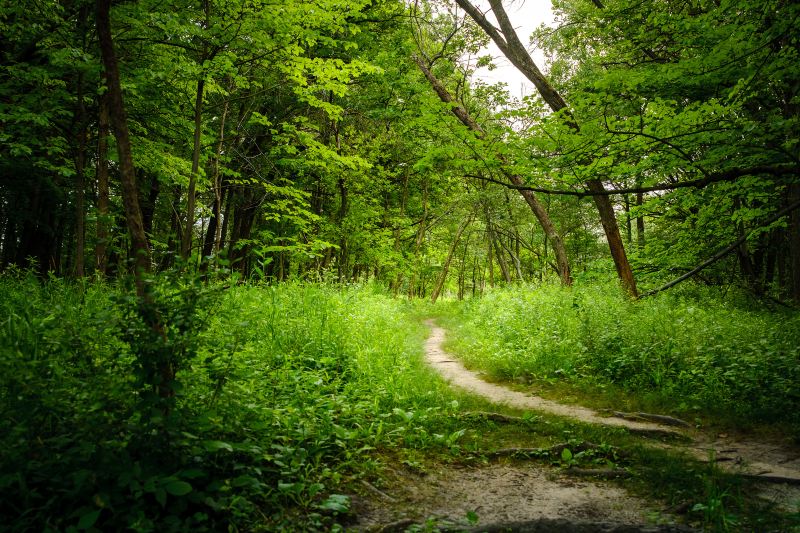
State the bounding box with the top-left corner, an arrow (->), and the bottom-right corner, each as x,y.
461,411 -> 528,423
377,518 -> 417,532
624,426 -> 685,439
361,479 -> 397,502
486,441 -> 621,459
743,473 -> 800,486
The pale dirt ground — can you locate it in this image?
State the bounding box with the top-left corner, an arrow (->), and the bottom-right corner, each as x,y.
348,321 -> 800,532
350,461 -> 678,531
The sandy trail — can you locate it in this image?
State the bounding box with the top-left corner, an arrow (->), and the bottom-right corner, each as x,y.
351,462 -> 687,532
423,320 -> 800,491
351,321 -> 800,531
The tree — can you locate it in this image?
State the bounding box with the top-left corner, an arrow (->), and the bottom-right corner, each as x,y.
413,54 -> 573,286
454,0 -> 638,296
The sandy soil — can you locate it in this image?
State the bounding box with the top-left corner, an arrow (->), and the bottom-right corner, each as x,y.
350,462 -> 685,532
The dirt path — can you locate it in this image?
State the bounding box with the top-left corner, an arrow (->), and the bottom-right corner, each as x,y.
423,320 -> 800,491
352,462 -> 690,532
352,321 -> 800,531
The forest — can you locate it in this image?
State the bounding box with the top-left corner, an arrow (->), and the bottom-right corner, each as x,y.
1,0 -> 799,531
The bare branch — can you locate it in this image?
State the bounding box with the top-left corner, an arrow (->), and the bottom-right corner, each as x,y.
642,199 -> 800,297
467,165 -> 797,197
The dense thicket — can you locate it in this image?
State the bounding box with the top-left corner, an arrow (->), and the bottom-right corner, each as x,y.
0,274 -> 470,530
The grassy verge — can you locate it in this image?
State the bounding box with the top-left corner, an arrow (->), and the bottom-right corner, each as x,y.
2,273 -> 796,531
434,283 -> 800,435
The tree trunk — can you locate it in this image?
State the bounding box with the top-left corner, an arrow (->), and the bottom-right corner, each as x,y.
219,183 -> 232,251
181,77 -> 205,262
789,183 -> 800,303
96,93 -> 110,275
431,213 -> 473,303
74,72 -> 87,278
457,237 -> 469,300
96,0 -> 150,294
410,179 -> 429,297
413,56 -> 572,286
455,0 -> 636,296
213,97 -> 229,256
587,180 -> 639,297
636,191 -> 645,250
202,196 -> 219,260
141,173 -> 160,239
97,0 -> 177,399
486,226 -> 495,287
623,194 -> 632,245
489,225 -> 512,282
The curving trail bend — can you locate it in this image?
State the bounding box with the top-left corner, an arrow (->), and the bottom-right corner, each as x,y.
423,319 -> 800,494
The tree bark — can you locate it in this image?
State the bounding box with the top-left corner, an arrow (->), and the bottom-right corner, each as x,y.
587,180 -> 638,297
410,179 -> 429,297
213,97 -> 229,256
488,223 -> 512,282
181,77 -> 205,262
431,213 -> 473,303
790,183 -> 800,303
74,72 -> 87,278
96,0 -> 151,294
636,191 -> 645,250
95,93 -> 110,275
623,194 -> 632,245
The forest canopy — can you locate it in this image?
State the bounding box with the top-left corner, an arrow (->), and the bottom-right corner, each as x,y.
0,0 -> 797,300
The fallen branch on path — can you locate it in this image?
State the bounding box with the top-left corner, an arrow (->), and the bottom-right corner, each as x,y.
600,409 -> 692,428
740,473 -> 800,486
461,411 -> 530,423
360,480 -> 397,502
564,467 -> 632,479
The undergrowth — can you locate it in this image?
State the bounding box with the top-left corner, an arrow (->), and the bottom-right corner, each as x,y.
0,272 -> 467,531
437,283 -> 800,432
3,273 -> 797,531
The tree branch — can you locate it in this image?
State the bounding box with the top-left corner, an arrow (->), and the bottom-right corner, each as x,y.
642,198 -> 800,297
467,165 -> 797,197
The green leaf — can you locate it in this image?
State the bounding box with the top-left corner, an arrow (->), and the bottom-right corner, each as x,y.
561,448 -> 573,462
77,509 -> 101,530
203,440 -> 233,452
466,510 -> 479,525
164,480 -> 193,496
318,493 -> 350,513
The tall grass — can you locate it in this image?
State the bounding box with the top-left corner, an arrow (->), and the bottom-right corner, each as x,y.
0,273 -> 461,531
440,283 -> 800,428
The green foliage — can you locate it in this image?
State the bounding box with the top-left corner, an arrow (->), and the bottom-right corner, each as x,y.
0,274 -> 463,531
442,283 -> 800,429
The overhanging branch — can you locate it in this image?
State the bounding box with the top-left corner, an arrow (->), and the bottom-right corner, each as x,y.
467,165 -> 797,197
641,198 -> 800,297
